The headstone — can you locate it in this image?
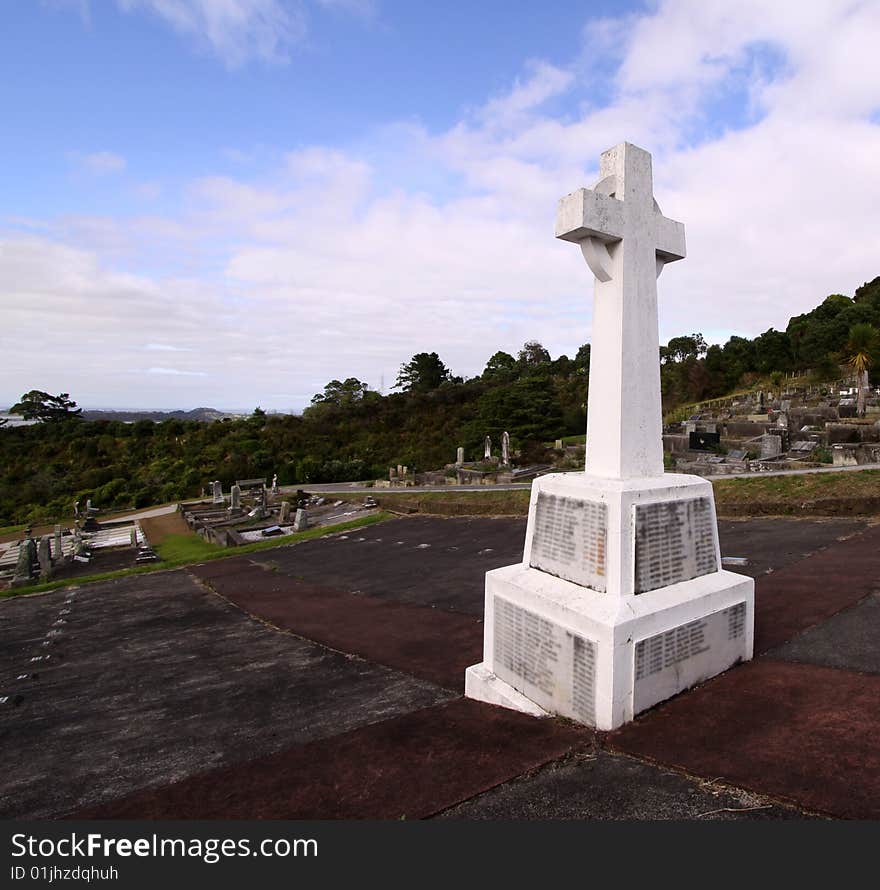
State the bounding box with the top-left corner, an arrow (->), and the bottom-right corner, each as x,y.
397,464 -> 403,477
73,500 -> 80,519
389,467 -> 396,480
760,434 -> 782,459
38,535 -> 52,581
271,473 -> 278,494
230,484 -> 241,511
501,431 -> 511,465
465,142 -> 754,731
293,508 -> 308,532
130,528 -> 137,548
456,446 -> 464,465
11,538 -> 36,587
279,501 -> 290,522
212,480 -> 223,504
554,439 -> 563,450
484,436 -> 492,459
54,525 -> 63,563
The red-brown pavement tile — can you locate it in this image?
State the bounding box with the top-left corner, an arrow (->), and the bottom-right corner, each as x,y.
754,523 -> 880,652
73,698 -> 592,820
609,659 -> 880,818
189,562 -> 483,691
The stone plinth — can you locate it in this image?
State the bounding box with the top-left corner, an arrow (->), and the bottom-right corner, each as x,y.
466,472 -> 754,729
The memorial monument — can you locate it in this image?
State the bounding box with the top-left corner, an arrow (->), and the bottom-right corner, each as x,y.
465,142 -> 755,730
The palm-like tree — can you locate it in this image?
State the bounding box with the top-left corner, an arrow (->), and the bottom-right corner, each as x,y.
845,324 -> 878,417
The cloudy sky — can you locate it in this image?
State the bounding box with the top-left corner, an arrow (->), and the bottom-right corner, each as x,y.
2,1 -> 879,411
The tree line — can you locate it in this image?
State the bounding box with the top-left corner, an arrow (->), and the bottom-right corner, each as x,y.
1,276 -> 878,526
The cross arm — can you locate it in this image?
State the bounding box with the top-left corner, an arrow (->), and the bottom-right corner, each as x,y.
654,214 -> 686,263
556,188 -> 625,244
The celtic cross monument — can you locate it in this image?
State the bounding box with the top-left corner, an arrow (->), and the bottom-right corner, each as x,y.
465,143 -> 755,730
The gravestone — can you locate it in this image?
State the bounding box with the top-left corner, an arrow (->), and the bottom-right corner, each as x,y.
230,484 -> 241,511
294,509 -> 308,532
501,431 -> 511,465
279,501 -> 290,522
465,142 -> 754,730
760,434 -> 782,459
130,528 -> 137,548
38,535 -> 52,581
484,436 -> 492,459
54,525 -> 63,564
12,538 -> 36,587
212,481 -> 223,504
456,446 -> 464,465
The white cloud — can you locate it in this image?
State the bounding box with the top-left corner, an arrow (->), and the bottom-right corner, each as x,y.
116,0 -> 306,66
79,151 -> 126,175
7,0 -> 880,410
146,366 -> 207,376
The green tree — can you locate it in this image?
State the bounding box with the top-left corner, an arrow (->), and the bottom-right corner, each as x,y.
845,323 -> 878,417
517,340 -> 551,366
394,353 -> 451,392
310,378 -> 370,407
482,351 -> 517,381
10,391 -> 82,422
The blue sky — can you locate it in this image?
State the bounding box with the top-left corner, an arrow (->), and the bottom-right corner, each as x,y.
2,1 -> 879,410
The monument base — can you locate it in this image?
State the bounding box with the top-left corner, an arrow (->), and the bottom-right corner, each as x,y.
465,472 -> 755,730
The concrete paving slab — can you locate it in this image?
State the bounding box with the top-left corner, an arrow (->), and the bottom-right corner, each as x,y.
436,751 -> 815,820
188,563 -> 484,691
766,593 -> 880,674
250,516 -> 526,614
74,698 -> 591,820
0,572 -> 450,819
609,660 -> 880,819
716,517 -> 868,578
752,523 -> 880,652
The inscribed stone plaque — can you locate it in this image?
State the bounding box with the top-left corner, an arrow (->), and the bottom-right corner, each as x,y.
493,596 -> 597,726
530,493 -> 607,591
633,602 -> 747,714
633,497 -> 717,594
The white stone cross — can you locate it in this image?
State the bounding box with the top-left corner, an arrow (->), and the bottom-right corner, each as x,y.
556,142 -> 685,479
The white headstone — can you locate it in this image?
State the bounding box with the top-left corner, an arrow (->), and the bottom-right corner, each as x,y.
466,142 -> 754,731
230,484 -> 241,510
212,480 -> 223,504
484,436 -> 492,459
456,446 -> 464,465
501,431 -> 510,465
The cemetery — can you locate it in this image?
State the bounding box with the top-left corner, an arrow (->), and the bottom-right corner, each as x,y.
2,142 -> 879,822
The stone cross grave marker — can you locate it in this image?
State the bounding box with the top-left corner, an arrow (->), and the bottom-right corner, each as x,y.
465,142 -> 754,730
555,141 -> 685,479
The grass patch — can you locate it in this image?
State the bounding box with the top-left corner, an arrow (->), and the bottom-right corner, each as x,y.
0,523 -> 27,536
0,512 -> 392,600
713,469 -> 880,515
154,534 -> 224,563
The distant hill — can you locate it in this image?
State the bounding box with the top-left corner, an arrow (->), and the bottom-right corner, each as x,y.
80,407 -> 243,423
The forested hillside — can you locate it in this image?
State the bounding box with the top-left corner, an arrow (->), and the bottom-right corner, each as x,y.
2,276 -> 878,526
